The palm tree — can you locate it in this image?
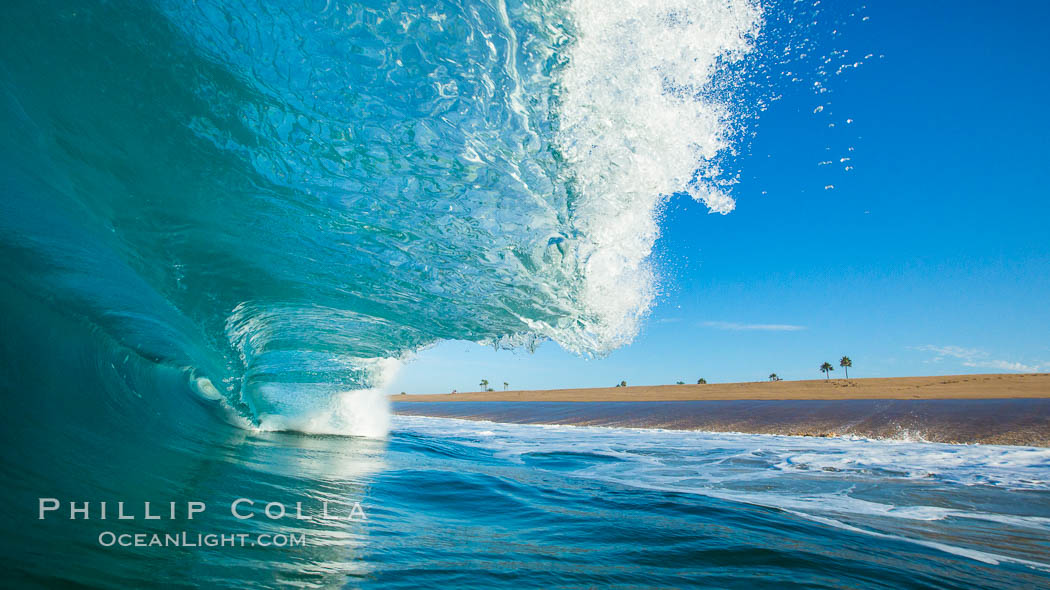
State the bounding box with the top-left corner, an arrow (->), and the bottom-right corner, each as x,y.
820,362 -> 834,380
479,379 -> 489,391
503,381 -> 509,391
839,356 -> 852,379
769,373 -> 779,382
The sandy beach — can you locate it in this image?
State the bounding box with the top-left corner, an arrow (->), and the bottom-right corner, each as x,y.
395,373 -> 1050,402
393,374 -> 1050,445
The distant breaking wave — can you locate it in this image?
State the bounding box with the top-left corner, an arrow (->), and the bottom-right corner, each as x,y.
0,0 -> 761,435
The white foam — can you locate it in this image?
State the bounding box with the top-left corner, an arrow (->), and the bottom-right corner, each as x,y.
256,388 -> 391,438
393,416 -> 1050,490
252,357 -> 401,438
555,0 -> 762,352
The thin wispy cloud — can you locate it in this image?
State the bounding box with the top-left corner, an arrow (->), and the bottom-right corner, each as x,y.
912,345 -> 1042,373
969,359 -> 1040,372
703,321 -> 806,332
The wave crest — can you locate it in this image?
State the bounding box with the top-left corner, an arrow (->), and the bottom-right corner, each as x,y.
556,0 -> 762,351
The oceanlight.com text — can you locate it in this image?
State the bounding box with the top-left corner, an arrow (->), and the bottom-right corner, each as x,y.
98,531 -> 307,548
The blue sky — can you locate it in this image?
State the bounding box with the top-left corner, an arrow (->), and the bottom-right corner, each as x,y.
388,0 -> 1050,394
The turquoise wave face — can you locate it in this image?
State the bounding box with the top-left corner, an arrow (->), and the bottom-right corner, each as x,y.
0,0 -> 761,432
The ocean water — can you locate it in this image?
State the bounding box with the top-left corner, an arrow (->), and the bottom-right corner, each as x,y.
5,409 -> 1050,587
4,0 -> 1047,587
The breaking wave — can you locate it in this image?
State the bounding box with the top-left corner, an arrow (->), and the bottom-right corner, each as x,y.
0,0 -> 763,435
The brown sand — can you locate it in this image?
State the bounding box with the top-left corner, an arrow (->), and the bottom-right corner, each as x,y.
394,373 -> 1050,402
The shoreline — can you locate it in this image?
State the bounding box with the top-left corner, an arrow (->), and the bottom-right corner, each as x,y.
392,374 -> 1050,446
393,373 -> 1050,402
392,399 -> 1050,446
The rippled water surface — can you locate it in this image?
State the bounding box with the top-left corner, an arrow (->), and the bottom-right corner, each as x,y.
6,414 -> 1050,588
